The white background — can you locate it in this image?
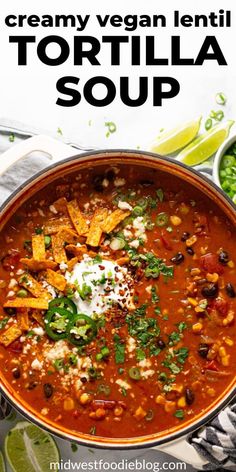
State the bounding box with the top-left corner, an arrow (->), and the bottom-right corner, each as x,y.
0,0 -> 235,150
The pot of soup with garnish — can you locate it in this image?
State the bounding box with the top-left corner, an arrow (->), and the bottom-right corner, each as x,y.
0,150 -> 235,460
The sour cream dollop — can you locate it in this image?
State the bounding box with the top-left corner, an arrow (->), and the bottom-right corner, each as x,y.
65,256 -> 133,317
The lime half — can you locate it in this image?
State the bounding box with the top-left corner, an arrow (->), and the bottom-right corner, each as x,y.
150,116 -> 201,155
177,120 -> 235,166
0,451 -> 5,472
5,421 -> 60,472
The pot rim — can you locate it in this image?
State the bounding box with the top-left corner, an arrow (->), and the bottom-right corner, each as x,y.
0,148 -> 235,449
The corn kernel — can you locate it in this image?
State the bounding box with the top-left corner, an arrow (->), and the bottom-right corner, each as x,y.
207,388 -> 216,397
227,260 -> 234,268
224,337 -> 234,347
221,355 -> 230,366
79,393 -> 92,405
188,297 -> 198,307
155,395 -> 165,405
177,396 -> 186,408
179,203 -> 190,215
190,268 -> 201,277
164,401 -> 176,413
63,397 -> 75,411
170,384 -> 184,394
218,346 -> 226,358
186,235 -> 197,247
192,322 -> 203,334
170,215 -> 182,226
206,273 -> 219,283
134,406 -> 147,420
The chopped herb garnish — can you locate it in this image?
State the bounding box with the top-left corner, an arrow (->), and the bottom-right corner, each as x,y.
9,133 -> 15,143
156,188 -> 164,202
71,443 -> 78,452
174,409 -> 185,419
35,227 -> 43,234
77,283 -> 92,301
136,348 -> 146,362
0,318 -> 9,330
121,386 -> 127,396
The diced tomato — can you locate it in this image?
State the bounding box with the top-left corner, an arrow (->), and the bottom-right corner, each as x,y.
205,360 -> 219,371
1,250 -> 20,271
200,253 -> 224,275
160,231 -> 172,250
8,340 -> 23,353
211,297 -> 229,316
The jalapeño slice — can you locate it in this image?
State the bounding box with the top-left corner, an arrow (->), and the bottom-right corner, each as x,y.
48,297 -> 77,315
67,314 -> 97,346
44,307 -> 73,341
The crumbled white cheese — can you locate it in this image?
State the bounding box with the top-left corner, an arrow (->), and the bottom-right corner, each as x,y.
127,337 -> 136,353
31,359 -> 43,370
83,202 -> 90,211
123,229 -> 132,239
32,327 -> 45,336
59,262 -> 68,271
118,201 -> 133,211
114,177 -> 126,187
8,279 -> 18,289
133,216 -> 147,241
7,290 -> 15,298
49,205 -> 58,214
116,379 -> 131,390
138,358 -> 152,368
44,340 -> 69,362
129,239 -> 140,249
141,369 -> 155,379
102,178 -> 109,188
38,208 -> 45,217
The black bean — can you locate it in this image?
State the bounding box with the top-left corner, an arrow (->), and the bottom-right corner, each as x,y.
157,339 -> 166,350
139,180 -> 154,187
198,343 -> 209,358
185,388 -> 195,405
218,250 -> 229,265
43,383 -> 54,398
106,169 -> 115,181
92,175 -> 104,193
186,247 -> 194,255
226,283 -> 236,298
12,367 -> 21,379
170,252 -> 185,265
181,232 -> 190,242
4,307 -> 16,316
27,381 -> 38,390
201,283 -> 218,299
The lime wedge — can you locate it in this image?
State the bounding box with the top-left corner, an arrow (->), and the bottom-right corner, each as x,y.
177,120 -> 235,166
150,117 -> 201,154
0,451 -> 6,472
5,421 -> 60,472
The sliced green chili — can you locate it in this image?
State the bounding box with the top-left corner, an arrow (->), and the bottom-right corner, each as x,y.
67,314 -> 97,346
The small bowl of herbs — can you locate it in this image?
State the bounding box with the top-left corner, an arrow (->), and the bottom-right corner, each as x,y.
213,134 -> 236,205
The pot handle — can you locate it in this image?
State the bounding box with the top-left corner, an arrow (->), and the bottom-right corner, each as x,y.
0,135 -> 73,176
153,436 -> 208,469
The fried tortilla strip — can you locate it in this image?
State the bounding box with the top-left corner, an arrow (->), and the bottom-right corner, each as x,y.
4,298 -> 48,310
67,257 -> 78,272
44,217 -> 73,235
19,274 -> 51,300
0,325 -> 22,347
17,310 -> 29,331
116,256 -> 130,266
67,200 -> 89,236
52,197 -> 68,215
86,208 -> 109,247
51,233 -> 67,264
52,228 -> 82,264
32,234 -> 46,261
66,245 -> 97,261
20,258 -> 57,272
43,269 -> 67,292
102,209 -> 131,234
32,310 -> 45,326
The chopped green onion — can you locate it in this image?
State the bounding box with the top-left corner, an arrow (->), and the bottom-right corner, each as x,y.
44,235 -> 51,248
205,118 -> 212,131
16,289 -> 28,298
128,367 -> 141,380
156,212 -> 169,227
215,92 -> 227,105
